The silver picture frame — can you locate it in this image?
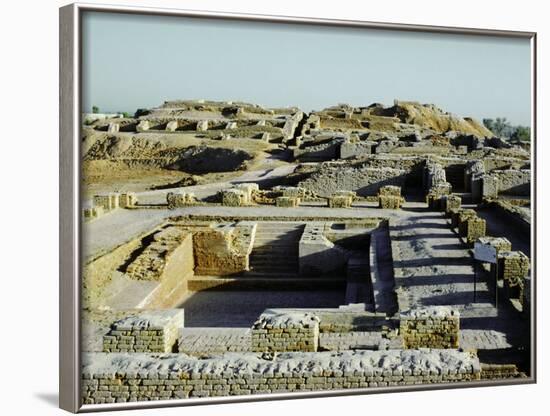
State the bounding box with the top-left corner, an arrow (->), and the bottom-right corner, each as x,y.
59,2 -> 537,412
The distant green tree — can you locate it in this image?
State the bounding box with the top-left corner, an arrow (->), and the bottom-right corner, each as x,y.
121,112 -> 131,118
511,126 -> 531,142
92,105 -> 99,114
483,117 -> 514,137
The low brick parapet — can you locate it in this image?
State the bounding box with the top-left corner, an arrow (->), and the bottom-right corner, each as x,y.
102,310 -> 184,353
400,307 -> 460,349
82,349 -> 481,403
252,312 -> 320,352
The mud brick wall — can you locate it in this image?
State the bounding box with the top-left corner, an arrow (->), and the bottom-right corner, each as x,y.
400,307 -> 460,349
252,312 -> 320,352
451,209 -> 476,228
458,217 -> 486,243
126,227 -> 193,281
480,364 -> 520,380
498,251 -> 529,304
299,164 -> 407,197
93,193 -> 119,211
167,191 -> 195,208
379,195 -> 402,209
443,195 -> 461,212
481,175 -> 499,199
193,222 -> 256,276
222,189 -> 248,206
378,185 -> 401,197
84,206 -> 104,221
82,349 -> 481,404
276,196 -> 300,207
476,237 -> 512,254
279,186 -> 306,198
119,193 -> 137,208
493,169 -> 531,196
270,308 -> 389,333
234,183 -> 260,201
102,310 -> 183,353
424,162 -> 446,189
329,195 -> 352,208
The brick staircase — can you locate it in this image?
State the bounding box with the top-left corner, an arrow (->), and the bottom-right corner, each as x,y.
246,222 -> 304,276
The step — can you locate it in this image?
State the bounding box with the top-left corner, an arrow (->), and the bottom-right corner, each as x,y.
187,276 -> 345,291
249,265 -> 298,272
253,235 -> 302,241
251,253 -> 298,259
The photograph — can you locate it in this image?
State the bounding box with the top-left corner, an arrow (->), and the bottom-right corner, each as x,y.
66,4 -> 534,410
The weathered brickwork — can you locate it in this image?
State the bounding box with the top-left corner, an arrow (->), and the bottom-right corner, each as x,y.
93,193 -> 120,211
498,250 -> 530,305
480,364 -> 520,380
82,349 -> 481,403
193,222 -> 256,276
252,312 -> 320,352
458,217 -> 486,244
451,209 -> 476,228
442,194 -> 461,213
276,196 -> 300,207
476,237 -> 512,254
102,310 -> 183,353
378,185 -> 402,197
222,189 -> 248,206
167,191 -> 196,208
84,206 -> 104,221
126,227 -> 193,281
119,192 -> 138,208
379,195 -> 403,209
299,164 -> 407,197
400,307 -> 460,349
329,195 -> 352,208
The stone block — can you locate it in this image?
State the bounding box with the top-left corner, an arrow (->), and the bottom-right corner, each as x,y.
196,120 -> 209,132
93,193 -> 120,211
83,206 -> 104,221
103,310 -> 184,353
498,250 -> 529,284
431,182 -> 452,196
234,183 -> 259,203
481,175 -> 499,199
476,237 -> 512,254
329,195 -> 352,208
400,307 -> 460,349
443,194 -> 461,213
451,209 -> 476,228
334,190 -> 357,200
458,217 -> 486,243
379,195 -> 403,209
276,186 -> 307,199
119,193 -> 137,208
378,185 -> 401,197
252,312 -> 320,352
165,121 -> 178,131
222,189 -> 247,207
136,120 -> 150,132
276,196 -> 300,207
167,191 -> 196,208
107,123 -> 119,133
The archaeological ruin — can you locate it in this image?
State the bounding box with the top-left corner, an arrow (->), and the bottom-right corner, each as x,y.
80,99 -> 532,404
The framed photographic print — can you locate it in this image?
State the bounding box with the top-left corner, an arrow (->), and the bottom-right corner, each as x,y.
59,2 -> 536,412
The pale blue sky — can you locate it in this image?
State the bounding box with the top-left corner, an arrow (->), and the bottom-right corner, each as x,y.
82,12 -> 532,126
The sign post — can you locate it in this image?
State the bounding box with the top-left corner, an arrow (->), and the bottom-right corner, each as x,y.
473,242 -> 498,306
